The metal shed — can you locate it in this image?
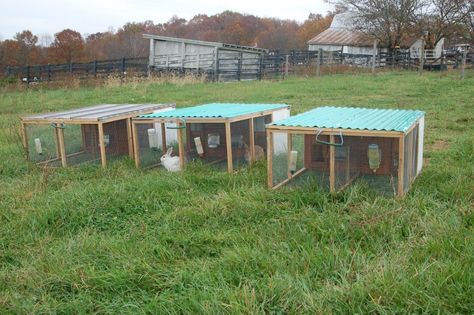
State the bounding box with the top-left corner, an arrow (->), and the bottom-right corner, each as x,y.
21,103 -> 175,168
132,103 -> 290,172
266,106 -> 425,197
144,34 -> 268,81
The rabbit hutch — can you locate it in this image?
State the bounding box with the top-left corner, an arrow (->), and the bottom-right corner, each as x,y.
20,103 -> 175,168
266,106 -> 425,197
132,103 -> 290,172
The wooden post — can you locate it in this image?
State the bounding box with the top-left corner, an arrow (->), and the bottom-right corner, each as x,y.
249,118 -> 255,162
287,132 -> 292,179
214,47 -> 219,81
132,121 -> 140,167
285,54 -> 289,79
372,39 -> 377,74
267,130 -> 273,188
57,126 -> 67,167
98,122 -> 107,168
237,52 -> 243,81
20,122 -> 28,159
126,118 -> 133,158
329,135 -> 335,193
55,128 -> 61,159
225,121 -> 233,173
397,135 -> 405,197
177,120 -> 185,171
419,38 -> 425,73
161,122 -> 167,153
460,48 -> 467,80
317,49 -> 322,76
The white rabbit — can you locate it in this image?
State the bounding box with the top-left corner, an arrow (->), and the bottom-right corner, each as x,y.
160,147 -> 181,172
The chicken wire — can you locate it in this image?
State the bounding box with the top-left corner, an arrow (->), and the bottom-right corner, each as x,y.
135,121 -> 179,168
185,122 -> 228,170
335,136 -> 400,196
25,123 -> 59,165
271,132 -> 403,195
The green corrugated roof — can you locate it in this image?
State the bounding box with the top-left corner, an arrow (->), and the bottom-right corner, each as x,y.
139,103 -> 288,119
270,106 -> 424,132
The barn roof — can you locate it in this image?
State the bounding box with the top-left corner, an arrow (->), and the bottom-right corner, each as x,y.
143,34 -> 268,53
269,106 -> 424,133
307,28 -> 373,47
22,104 -> 175,122
139,103 -> 288,119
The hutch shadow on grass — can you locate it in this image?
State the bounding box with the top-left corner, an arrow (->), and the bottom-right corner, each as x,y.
266,106 -> 425,197
132,103 -> 290,172
20,103 -> 175,168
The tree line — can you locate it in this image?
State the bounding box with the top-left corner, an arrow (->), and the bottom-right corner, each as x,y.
0,11 -> 333,71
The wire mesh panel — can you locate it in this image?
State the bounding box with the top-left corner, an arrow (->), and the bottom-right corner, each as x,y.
185,122 -> 228,170
335,136 -> 399,196
231,119 -> 250,168
271,132 -> 290,186
254,115 -> 272,154
403,128 -> 418,193
25,123 -> 59,164
102,120 -> 130,162
303,134 -> 330,189
135,122 -> 179,168
64,124 -> 100,166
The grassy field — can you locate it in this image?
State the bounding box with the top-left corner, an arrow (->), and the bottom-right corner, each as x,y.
0,71 -> 473,314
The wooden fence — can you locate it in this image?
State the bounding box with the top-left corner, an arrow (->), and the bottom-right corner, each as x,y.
3,49 -> 472,83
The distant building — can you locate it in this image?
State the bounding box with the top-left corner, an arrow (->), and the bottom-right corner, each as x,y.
307,12 -> 383,55
308,12 -> 444,61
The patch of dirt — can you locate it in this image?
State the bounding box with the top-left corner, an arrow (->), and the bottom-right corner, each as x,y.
429,139 -> 450,151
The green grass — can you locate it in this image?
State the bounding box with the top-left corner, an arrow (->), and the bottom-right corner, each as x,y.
1,71 -> 473,314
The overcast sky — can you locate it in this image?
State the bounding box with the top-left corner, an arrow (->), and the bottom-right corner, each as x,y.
0,0 -> 333,40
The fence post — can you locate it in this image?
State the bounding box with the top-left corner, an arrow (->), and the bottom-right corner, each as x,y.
237,52 -> 243,81
419,38 -> 425,73
47,64 -> 52,81
285,54 -> 289,79
69,62 -> 73,74
317,49 -> 322,76
93,60 -> 97,77
26,65 -> 30,82
372,39 -> 377,75
6,66 -> 10,76
460,48 -> 467,80
258,54 -> 263,80
121,57 -> 126,75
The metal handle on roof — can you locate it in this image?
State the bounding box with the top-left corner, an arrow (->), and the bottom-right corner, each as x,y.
50,123 -> 65,129
315,128 -> 344,146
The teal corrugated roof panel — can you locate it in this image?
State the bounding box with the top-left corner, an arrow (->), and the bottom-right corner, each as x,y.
140,103 -> 288,119
270,106 -> 424,132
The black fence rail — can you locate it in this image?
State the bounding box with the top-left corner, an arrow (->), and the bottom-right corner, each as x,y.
4,49 -> 472,83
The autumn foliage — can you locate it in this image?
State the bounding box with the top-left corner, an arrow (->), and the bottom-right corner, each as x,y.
0,11 -> 334,70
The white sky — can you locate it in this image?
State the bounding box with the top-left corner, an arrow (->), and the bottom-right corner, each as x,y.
0,0 -> 333,40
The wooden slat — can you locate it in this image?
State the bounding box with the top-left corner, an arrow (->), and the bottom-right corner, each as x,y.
329,135 -> 335,193
161,122 -> 167,153
126,118 -> 133,158
266,125 -> 403,138
397,135 -> 405,197
249,118 -> 255,162
57,127 -> 67,167
272,167 -> 307,190
177,120 -> 185,170
225,121 -> 233,173
267,130 -> 273,188
98,122 -> 107,168
20,122 -> 28,160
132,121 -> 140,168
287,133 -> 292,179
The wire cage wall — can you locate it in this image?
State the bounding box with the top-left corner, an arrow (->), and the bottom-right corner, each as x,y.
266,107 -> 425,197
20,103 -> 175,168
132,103 -> 290,172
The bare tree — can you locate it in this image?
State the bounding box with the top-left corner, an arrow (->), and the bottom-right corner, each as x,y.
423,0 -> 472,44
329,0 -> 426,50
